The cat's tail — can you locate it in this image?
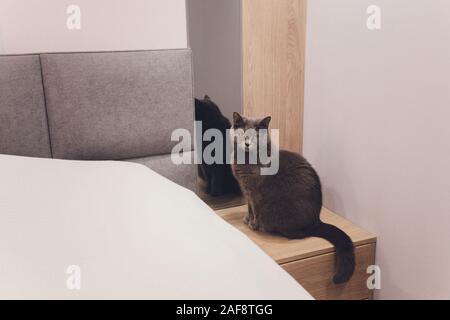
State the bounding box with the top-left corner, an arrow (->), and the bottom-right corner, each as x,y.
309,222 -> 355,284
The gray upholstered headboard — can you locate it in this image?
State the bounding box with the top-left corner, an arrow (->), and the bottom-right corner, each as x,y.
0,49 -> 196,191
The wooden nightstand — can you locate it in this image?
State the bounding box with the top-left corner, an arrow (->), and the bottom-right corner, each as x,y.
215,205 -> 377,300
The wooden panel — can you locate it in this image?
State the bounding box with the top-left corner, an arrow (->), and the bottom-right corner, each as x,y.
242,0 -> 307,152
282,244 -> 376,300
216,205 -> 377,264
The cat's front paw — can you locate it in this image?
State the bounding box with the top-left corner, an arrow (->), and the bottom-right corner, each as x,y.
243,215 -> 250,225
248,220 -> 260,231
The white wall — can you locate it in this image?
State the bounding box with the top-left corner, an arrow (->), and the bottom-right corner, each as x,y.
0,0 -> 187,54
304,0 -> 450,299
187,0 -> 242,120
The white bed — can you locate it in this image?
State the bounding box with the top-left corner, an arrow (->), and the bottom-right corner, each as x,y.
0,155 -> 312,300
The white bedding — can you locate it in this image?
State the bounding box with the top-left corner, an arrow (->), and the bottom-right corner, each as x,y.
0,155 -> 311,300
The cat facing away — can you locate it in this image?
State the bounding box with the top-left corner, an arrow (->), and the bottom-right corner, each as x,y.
194,95 -> 240,197
231,112 -> 355,284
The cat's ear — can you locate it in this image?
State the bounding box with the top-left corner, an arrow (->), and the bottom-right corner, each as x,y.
204,95 -> 211,101
258,116 -> 272,129
233,112 -> 244,126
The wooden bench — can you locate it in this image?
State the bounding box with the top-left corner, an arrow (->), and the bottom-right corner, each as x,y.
215,205 -> 377,300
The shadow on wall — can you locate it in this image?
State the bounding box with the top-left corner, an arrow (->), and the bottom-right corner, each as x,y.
187,0 -> 242,121
0,26 -> 3,53
314,142 -> 356,220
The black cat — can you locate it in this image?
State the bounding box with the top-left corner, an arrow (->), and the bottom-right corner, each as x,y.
195,95 -> 240,197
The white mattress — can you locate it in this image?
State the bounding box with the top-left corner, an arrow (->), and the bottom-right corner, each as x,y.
0,155 -> 312,300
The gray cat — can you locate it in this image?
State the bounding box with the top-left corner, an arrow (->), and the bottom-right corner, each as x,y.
231,112 -> 355,284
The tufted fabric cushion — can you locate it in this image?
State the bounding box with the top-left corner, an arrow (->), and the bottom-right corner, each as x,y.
0,55 -> 52,158
40,49 -> 194,160
127,152 -> 196,192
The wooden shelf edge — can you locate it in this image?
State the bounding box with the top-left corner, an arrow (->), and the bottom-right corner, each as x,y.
275,239 -> 377,265
216,205 -> 377,264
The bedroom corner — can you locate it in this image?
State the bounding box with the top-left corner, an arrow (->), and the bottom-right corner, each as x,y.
0,0 -> 448,313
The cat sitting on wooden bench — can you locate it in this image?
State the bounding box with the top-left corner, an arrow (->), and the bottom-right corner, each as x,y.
195,96 -> 355,283
230,112 -> 355,284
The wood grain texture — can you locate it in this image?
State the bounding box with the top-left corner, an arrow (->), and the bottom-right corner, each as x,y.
242,0 -> 307,152
216,205 -> 377,264
282,244 -> 375,300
